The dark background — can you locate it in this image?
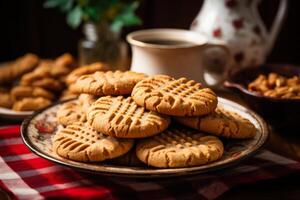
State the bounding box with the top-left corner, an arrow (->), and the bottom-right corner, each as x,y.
0,0 -> 299,64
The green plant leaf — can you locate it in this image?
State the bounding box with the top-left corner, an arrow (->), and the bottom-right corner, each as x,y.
83,6 -> 99,22
60,0 -> 74,11
119,12 -> 141,26
44,0 -> 72,10
110,20 -> 123,33
44,0 -> 142,29
44,0 -> 62,8
67,6 -> 83,28
110,1 -> 141,31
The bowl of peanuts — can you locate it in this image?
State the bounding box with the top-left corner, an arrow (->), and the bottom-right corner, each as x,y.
224,64 -> 300,133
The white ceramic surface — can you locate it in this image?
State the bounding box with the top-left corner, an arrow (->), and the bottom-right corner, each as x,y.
191,0 -> 288,68
127,29 -> 232,86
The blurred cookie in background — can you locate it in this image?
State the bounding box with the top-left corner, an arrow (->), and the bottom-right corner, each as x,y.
0,53 -> 39,85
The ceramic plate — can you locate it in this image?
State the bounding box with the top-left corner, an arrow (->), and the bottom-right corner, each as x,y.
0,107 -> 33,120
21,97 -> 268,178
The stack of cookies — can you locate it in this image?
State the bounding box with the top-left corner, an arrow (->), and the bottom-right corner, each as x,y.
15,53 -> 76,111
53,71 -> 257,168
0,53 -> 76,111
0,53 -> 40,109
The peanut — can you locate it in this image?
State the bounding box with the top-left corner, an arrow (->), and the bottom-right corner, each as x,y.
248,72 -> 300,99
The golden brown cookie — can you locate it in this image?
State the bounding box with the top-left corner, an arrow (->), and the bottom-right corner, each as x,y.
57,94 -> 96,126
50,66 -> 71,77
11,86 -> 54,100
87,96 -> 170,138
78,94 -> 98,111
0,53 -> 39,84
20,54 -> 75,86
57,101 -> 86,126
52,122 -> 134,162
175,107 -> 257,139
49,53 -> 75,77
131,75 -> 217,116
66,62 -> 109,85
53,53 -> 75,69
20,60 -> 54,86
0,91 -> 13,108
34,59 -> 54,73
29,78 -> 65,91
20,70 -> 48,86
70,70 -> 147,95
136,126 -> 224,168
59,89 -> 78,101
12,97 -> 51,111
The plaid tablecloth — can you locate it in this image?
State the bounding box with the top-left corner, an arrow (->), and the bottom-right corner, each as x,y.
1,125 -> 300,200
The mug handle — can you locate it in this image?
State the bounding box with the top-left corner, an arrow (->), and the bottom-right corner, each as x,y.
200,42 -> 232,87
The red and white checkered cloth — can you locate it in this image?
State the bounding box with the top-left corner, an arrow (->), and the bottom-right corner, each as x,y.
1,125 -> 300,200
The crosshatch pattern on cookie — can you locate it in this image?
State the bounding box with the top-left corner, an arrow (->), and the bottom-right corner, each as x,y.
57,101 -> 87,126
70,70 -> 147,95
175,107 -> 257,139
57,94 -> 97,126
53,122 -> 134,162
136,126 -> 224,168
132,75 -> 217,116
87,96 -> 170,138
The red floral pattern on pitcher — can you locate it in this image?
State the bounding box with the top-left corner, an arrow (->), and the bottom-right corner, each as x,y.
225,0 -> 237,8
213,28 -> 222,38
232,18 -> 244,30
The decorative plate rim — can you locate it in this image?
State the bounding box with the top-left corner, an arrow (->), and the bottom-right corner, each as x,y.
21,97 -> 269,178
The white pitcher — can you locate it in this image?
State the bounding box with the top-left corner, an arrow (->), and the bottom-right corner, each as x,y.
191,0 -> 288,70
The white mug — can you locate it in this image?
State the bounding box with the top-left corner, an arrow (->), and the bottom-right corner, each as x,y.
127,29 -> 232,86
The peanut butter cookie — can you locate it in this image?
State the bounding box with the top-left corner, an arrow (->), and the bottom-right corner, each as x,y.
0,91 -> 13,108
57,94 -> 96,126
87,96 -> 170,138
52,122 -> 134,162
136,126 -> 224,168
132,75 -> 217,116
29,78 -> 64,91
175,107 -> 256,139
66,62 -> 109,85
53,53 -> 75,69
11,86 -> 54,100
12,97 -> 51,111
70,70 -> 147,95
0,53 -> 39,84
59,90 -> 78,101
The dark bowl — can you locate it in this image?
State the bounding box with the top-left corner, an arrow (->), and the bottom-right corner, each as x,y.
224,64 -> 300,134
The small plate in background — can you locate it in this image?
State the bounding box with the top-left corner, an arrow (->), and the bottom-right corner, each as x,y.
0,107 -> 33,121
